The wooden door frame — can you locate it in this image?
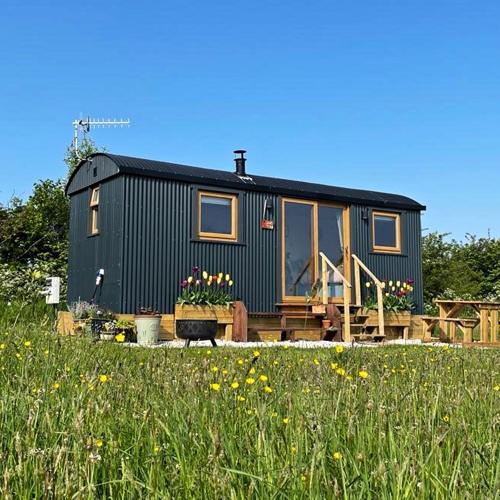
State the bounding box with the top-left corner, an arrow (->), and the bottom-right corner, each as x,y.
281,197 -> 350,303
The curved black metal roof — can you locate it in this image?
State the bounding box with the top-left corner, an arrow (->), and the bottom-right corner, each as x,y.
68,152 -> 425,210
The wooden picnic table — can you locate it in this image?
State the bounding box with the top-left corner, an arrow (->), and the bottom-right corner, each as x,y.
434,299 -> 500,343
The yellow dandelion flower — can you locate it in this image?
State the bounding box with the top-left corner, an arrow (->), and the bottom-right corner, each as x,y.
333,451 -> 342,460
210,383 -> 221,391
95,438 -> 104,448
282,417 -> 289,425
313,358 -> 320,366
335,345 -> 344,354
23,341 -> 31,347
249,367 -> 256,374
336,368 -> 346,376
330,362 -> 338,369
211,366 -> 218,372
115,333 -> 125,343
253,350 -> 261,358
231,381 -> 239,389
237,359 -> 244,365
245,377 -> 256,385
358,370 -> 369,379
52,382 -> 60,390
237,395 -> 246,401
259,374 -> 268,382
222,369 -> 228,375
99,374 -> 109,383
264,386 -> 273,393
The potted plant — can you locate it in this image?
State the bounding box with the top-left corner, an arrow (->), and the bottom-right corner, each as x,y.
89,307 -> 115,339
175,266 -> 234,347
363,279 -> 414,334
134,307 -> 161,345
100,321 -> 116,341
68,301 -> 98,337
114,318 -> 136,342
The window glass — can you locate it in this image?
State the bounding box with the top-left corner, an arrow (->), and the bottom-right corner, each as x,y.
199,193 -> 236,239
373,213 -> 399,249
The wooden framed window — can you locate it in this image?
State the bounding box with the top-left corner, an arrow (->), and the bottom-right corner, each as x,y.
372,211 -> 401,253
198,191 -> 238,241
89,186 -> 100,235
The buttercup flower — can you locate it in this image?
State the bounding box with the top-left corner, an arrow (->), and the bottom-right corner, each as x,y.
333,451 -> 342,460
359,370 -> 369,379
245,377 -> 256,385
210,383 -> 221,391
99,374 -> 109,383
231,381 -> 239,389
259,375 -> 268,382
335,345 -> 344,354
115,333 -> 125,343
264,386 -> 273,393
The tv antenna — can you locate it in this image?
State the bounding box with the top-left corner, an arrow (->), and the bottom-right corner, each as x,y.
72,116 -> 130,152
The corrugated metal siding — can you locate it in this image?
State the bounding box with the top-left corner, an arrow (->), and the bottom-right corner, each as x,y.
67,156 -> 120,195
349,206 -> 424,313
67,178 -> 124,311
121,176 -> 280,313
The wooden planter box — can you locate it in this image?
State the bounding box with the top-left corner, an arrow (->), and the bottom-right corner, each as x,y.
174,304 -> 234,340
365,310 -> 411,339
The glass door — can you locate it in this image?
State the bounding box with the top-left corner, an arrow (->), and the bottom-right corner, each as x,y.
282,201 -> 314,299
282,199 -> 349,302
318,205 -> 346,298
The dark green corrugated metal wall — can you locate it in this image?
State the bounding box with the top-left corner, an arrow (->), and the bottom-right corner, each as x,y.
67,177 -> 124,310
121,175 -> 281,313
68,171 -> 424,314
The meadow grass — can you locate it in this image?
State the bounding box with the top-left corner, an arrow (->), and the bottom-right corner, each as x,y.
0,303 -> 499,499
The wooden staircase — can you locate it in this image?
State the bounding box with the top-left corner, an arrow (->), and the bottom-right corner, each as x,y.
247,303 -> 377,342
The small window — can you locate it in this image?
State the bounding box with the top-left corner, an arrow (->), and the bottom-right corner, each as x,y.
372,211 -> 400,253
198,191 -> 237,241
90,186 -> 100,235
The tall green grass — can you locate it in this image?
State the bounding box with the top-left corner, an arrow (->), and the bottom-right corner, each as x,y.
0,303 -> 499,498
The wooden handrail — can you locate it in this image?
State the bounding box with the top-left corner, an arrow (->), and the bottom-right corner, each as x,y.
351,253 -> 385,337
351,254 -> 383,287
319,252 -> 351,342
319,252 -> 351,288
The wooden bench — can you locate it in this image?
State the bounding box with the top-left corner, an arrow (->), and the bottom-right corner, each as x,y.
422,316 -> 479,343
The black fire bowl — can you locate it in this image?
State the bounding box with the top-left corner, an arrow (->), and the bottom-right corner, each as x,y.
176,319 -> 218,347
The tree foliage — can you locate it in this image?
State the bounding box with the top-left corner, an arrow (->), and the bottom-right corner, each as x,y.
422,232 -> 500,309
64,136 -> 103,176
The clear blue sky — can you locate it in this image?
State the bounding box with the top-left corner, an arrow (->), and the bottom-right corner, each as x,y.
1,0 -> 499,239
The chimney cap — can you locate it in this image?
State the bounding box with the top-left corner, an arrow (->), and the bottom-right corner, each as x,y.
233,149 -> 247,156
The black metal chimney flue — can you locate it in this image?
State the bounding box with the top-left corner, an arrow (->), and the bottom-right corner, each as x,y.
234,150 -> 247,176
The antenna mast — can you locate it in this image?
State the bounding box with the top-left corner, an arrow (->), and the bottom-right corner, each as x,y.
72,117 -> 130,152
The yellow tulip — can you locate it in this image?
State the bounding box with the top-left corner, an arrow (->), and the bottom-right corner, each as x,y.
396,281 -> 401,287
202,271 -> 208,280
187,276 -> 193,284
225,274 -> 230,281
228,280 -> 233,286
217,277 -> 222,284
218,272 -> 223,279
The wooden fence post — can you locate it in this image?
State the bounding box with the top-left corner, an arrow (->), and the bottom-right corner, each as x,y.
232,301 -> 248,342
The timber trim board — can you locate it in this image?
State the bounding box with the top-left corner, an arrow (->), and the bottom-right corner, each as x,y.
89,185 -> 100,236
372,210 -> 401,254
197,190 -> 238,242
280,197 -> 350,304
